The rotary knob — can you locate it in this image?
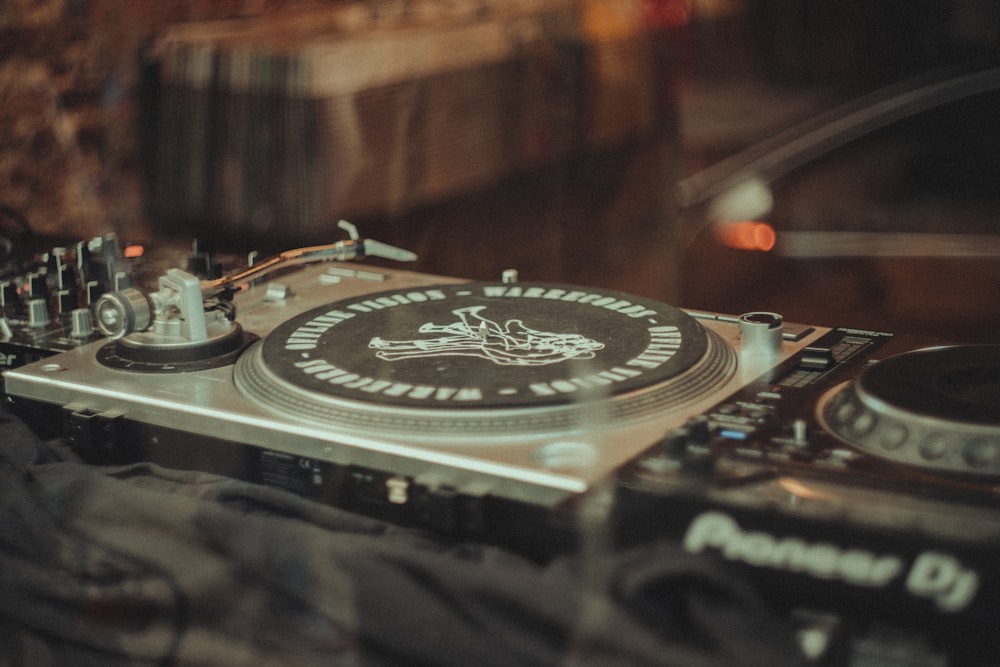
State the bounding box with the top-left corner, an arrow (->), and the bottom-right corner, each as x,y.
93,288 -> 153,339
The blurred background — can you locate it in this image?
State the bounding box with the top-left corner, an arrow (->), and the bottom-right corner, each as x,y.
2,0 -> 999,343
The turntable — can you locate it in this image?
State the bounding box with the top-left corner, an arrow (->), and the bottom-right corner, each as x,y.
4,227 -> 1000,665
1,228 -> 820,516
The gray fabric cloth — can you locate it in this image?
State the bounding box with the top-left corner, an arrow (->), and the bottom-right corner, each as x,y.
0,404 -> 805,666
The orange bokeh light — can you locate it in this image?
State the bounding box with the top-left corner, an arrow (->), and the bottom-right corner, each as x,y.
713,221 -> 777,252
123,244 -> 145,258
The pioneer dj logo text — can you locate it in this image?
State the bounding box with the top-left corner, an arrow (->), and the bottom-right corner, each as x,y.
684,511 -> 979,613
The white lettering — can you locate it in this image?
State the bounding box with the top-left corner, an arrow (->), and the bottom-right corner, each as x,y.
683,512 -> 905,588
346,289 -> 446,314
906,552 -> 980,612
284,310 -> 357,350
293,359 -> 480,401
528,366 -> 642,396
479,286 -> 658,318
626,326 -> 684,369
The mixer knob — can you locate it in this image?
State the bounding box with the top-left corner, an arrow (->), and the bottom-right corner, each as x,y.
27,298 -> 49,328
70,307 -> 95,340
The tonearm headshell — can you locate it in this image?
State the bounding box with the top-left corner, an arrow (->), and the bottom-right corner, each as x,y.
89,220 -> 417,371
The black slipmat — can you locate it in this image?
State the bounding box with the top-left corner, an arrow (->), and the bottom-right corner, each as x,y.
235,282 -> 738,437
259,282 -> 709,409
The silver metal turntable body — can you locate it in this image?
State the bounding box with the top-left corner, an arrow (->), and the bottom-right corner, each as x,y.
2,255 -> 826,510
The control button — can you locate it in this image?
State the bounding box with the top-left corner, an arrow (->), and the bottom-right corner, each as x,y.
963,437 -> 1000,469
878,423 -> 909,451
532,441 -> 598,470
781,323 -> 816,342
834,397 -> 859,424
385,476 -> 410,504
264,283 -> 293,302
918,433 -> 949,461
848,410 -> 877,437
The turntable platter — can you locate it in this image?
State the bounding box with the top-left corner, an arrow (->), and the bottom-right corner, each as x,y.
819,345 -> 1000,476
235,283 -> 736,436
